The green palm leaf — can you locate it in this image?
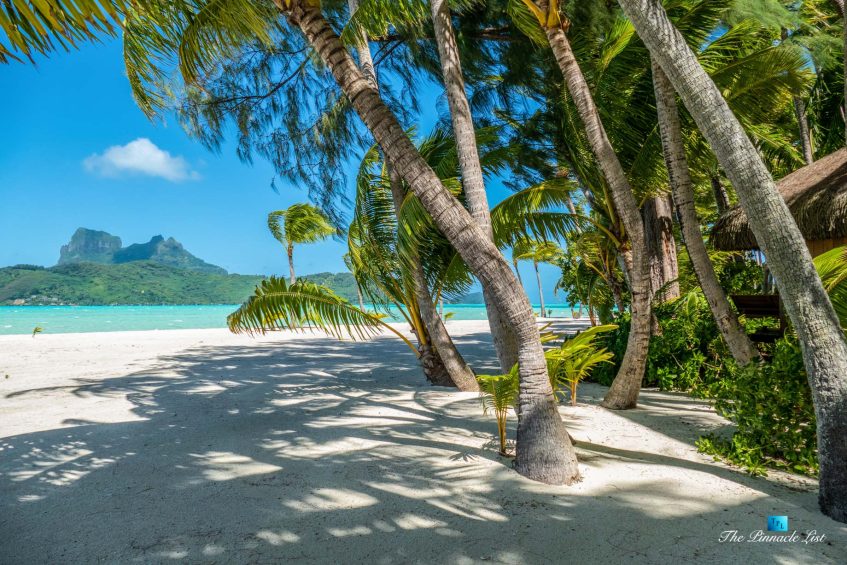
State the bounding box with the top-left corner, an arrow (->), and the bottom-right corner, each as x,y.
0,0 -> 124,63
228,276 -> 418,352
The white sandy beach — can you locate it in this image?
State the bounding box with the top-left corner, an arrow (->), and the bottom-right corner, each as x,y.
1,320 -> 845,563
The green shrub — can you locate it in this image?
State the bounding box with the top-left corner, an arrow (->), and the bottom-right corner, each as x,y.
591,291 -> 729,393
590,292 -> 818,476
698,337 -> 818,476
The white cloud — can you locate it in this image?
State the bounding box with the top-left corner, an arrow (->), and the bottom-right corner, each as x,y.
83,138 -> 200,182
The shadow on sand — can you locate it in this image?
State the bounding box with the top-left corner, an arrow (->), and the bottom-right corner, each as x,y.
1,330 -> 843,563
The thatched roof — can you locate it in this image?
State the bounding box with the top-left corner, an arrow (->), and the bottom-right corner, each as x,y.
711,149 -> 847,250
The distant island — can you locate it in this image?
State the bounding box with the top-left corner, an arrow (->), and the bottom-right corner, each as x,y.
58,227 -> 227,274
0,228 -> 361,306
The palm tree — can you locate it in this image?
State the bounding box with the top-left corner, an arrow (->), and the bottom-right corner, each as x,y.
513,239 -> 562,317
350,134 -> 478,390
428,0 -> 519,372
267,203 -> 335,284
346,1 -> 477,391
0,0 -> 124,63
618,0 -> 847,523
650,59 -> 759,366
515,0 -> 652,410
124,0 -> 579,485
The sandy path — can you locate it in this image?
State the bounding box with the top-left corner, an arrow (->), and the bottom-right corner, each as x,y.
1,321 -> 844,564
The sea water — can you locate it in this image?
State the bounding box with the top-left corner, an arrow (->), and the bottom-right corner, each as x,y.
0,304 -> 579,336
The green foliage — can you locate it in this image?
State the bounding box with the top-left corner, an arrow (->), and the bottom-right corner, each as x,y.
698,338 -> 818,476
476,371 -> 519,455
591,291 -> 731,392
813,245 -> 847,327
31,325 -> 43,337
546,324 -> 617,405
228,276 -> 417,351
0,262 -> 266,306
0,0 -> 125,63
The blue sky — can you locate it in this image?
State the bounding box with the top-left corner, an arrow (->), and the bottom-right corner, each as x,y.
0,37 -> 566,305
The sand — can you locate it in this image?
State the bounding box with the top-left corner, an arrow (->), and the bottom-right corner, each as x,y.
1,321 -> 845,564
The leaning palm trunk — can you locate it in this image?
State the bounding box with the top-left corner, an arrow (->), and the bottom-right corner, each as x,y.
534,4 -> 651,409
622,0 -> 847,522
348,0 -> 476,390
642,194 -> 680,303
651,60 -> 758,366
284,2 -> 579,484
388,168 -> 479,391
430,0 -> 519,372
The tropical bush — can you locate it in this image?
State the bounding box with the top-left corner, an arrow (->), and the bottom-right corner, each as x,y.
592,291 -> 730,393
590,289 -> 819,476
697,337 -> 818,476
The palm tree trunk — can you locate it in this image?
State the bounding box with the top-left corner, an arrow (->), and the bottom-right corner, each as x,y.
539,11 -> 651,409
622,0 -> 847,522
513,257 -> 524,286
430,0 -> 520,372
793,96 -> 814,165
780,27 -> 815,164
651,60 -> 758,366
710,174 -> 731,214
283,3 -> 579,484
346,0 -> 476,391
534,260 -> 545,316
642,194 -> 680,303
356,284 -> 365,310
287,243 -> 296,284
388,167 -> 478,391
834,0 -> 847,142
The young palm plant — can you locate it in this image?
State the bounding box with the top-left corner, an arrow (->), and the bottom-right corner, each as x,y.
268,203 -> 336,284
476,371 -> 520,456
546,324 -> 617,406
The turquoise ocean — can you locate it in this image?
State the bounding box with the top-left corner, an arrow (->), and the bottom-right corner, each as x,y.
0,304 -> 577,336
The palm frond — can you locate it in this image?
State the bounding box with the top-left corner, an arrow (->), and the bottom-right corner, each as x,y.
0,0 -> 124,63
228,277 -> 418,352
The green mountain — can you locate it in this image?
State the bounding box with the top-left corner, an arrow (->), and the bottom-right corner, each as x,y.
1,229 -> 362,306
0,262 -> 263,305
0,264 -> 361,306
58,228 -> 227,274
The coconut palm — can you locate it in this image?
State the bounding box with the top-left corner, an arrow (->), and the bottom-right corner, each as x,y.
348,133 -> 478,390
267,203 -> 335,284
617,0 -> 847,523
513,239 -> 562,317
344,4 -> 477,391
428,0 -> 519,373
0,0 -> 124,63
511,0 -> 653,410
651,59 -> 759,366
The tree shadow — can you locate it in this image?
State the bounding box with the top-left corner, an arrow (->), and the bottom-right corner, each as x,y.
1,330 -> 844,563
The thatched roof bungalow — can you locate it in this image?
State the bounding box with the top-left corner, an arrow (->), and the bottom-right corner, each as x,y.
711,149 -> 847,257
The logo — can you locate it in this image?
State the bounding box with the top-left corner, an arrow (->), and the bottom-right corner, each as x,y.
719,515 -> 826,544
767,516 -> 788,532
